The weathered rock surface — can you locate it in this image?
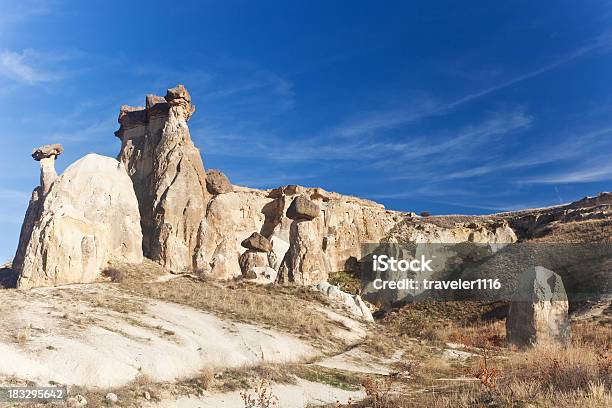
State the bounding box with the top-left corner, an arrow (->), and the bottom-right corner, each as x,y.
315,282 -> 373,322
116,85 -> 208,273
207,238 -> 241,280
287,196 -> 320,220
506,266 -> 570,347
31,143 -> 63,161
241,232 -> 272,252
13,144 -> 64,275
244,266 -> 278,282
16,154 -> 143,289
198,188 -> 272,279
206,169 -> 233,195
278,219 -> 329,285
239,250 -> 271,275
32,144 -> 63,195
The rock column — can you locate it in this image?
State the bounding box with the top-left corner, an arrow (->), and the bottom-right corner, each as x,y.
278,196 -> 329,285
506,265 -> 571,347
13,144 -> 63,273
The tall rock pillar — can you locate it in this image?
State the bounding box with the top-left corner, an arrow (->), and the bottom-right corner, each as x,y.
13,144 -> 63,273
115,85 -> 209,272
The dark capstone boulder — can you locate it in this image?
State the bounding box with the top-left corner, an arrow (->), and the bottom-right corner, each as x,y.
241,232 -> 272,253
286,196 -> 319,221
206,169 -> 233,195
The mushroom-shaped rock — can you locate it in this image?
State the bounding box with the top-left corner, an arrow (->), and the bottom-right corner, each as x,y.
277,219 -> 329,286
286,196 -> 320,221
165,84 -> 195,120
32,144 -> 63,161
116,85 -> 209,273
241,232 -> 272,253
206,169 -> 233,195
506,266 -> 570,347
16,154 -> 143,289
32,144 -> 63,195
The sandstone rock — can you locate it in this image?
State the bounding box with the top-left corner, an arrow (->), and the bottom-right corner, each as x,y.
239,250 -> 270,275
206,169 -> 233,195
67,394 -> 87,407
32,144 -> 63,194
14,144 -> 64,275
13,187 -> 43,274
198,189 -> 272,278
241,232 -> 272,253
166,84 -> 195,120
244,266 -> 278,283
506,266 -> 570,347
269,236 -> 289,270
286,196 -> 320,220
16,154 -> 143,289
31,143 -> 63,161
105,393 -> 118,404
314,282 -> 373,322
116,85 -> 209,273
207,238 -> 241,280
278,219 -> 328,285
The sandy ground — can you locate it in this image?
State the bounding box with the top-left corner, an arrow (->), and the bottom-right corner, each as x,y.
0,284 -> 316,388
145,378 -> 365,408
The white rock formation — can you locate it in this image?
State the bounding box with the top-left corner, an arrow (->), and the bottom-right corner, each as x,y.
17,154 -> 143,289
13,144 -> 64,275
278,217 -> 329,286
315,282 -> 374,322
506,266 -> 570,347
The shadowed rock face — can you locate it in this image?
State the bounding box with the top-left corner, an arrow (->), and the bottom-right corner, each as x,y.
116,85 -> 209,273
506,266 -> 570,347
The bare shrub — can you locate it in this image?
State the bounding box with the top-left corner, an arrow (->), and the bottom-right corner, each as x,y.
240,378 -> 278,408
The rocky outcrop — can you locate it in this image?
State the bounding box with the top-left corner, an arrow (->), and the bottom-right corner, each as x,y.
278,197 -> 329,285
198,188 -> 273,279
115,85 -> 209,273
315,282 -> 373,321
206,169 -> 233,195
13,144 -> 64,275
241,232 -> 272,253
32,144 -> 63,194
17,154 -> 143,289
287,195 -> 320,220
244,266 -> 277,283
506,266 -> 570,347
239,250 -> 272,276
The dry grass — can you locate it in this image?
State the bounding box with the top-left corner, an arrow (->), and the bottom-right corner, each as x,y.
117,274 -> 346,349
422,321 -> 506,349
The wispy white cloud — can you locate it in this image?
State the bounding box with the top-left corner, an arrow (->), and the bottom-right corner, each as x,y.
0,49 -> 75,84
439,123 -> 612,181
332,33 -> 612,138
521,160 -> 612,184
0,0 -> 52,33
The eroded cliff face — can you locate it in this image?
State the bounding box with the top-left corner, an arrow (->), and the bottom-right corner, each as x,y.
113,86 -> 519,282
115,85 -> 209,273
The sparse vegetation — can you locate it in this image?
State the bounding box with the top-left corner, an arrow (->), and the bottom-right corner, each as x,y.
117,273 -> 349,348
328,270 -> 362,295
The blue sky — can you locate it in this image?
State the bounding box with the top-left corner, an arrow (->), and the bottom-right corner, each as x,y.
1,1 -> 612,261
